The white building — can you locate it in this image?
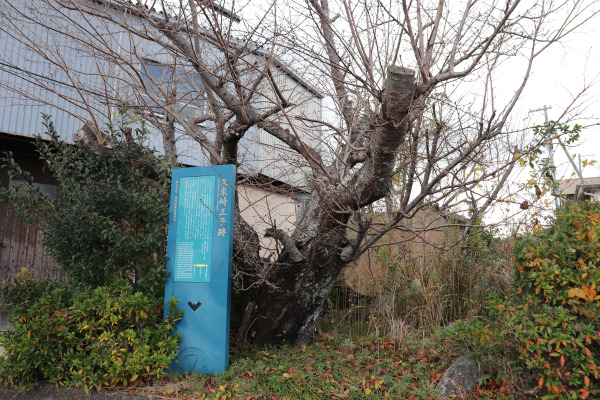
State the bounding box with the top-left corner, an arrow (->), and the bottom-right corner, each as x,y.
0,0 -> 323,276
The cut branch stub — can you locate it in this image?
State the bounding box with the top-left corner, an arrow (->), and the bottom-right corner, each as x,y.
345,65 -> 416,208
265,228 -> 305,263
367,66 -> 415,197
382,66 -> 415,131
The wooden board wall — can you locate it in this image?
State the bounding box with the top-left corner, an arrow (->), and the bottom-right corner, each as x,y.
0,201 -> 62,282
0,133 -> 63,283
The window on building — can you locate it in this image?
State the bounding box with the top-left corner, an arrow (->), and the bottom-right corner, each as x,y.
140,59 -> 206,121
295,193 -> 309,222
9,179 -> 57,200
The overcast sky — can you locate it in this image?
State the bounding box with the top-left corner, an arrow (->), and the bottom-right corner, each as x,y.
513,22 -> 600,181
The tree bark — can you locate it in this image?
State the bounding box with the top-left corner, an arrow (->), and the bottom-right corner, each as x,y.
250,208 -> 347,345
237,67 -> 416,345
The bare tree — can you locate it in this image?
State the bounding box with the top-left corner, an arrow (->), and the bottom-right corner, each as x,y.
0,0 -> 597,344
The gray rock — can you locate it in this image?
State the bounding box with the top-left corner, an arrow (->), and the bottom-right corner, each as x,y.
436,356 -> 484,399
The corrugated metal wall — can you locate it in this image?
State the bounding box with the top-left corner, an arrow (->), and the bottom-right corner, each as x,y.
0,1 -> 324,281
255,66 -> 323,187
0,0 -> 114,141
0,0 -> 323,179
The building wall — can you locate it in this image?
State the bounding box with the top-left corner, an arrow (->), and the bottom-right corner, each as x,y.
237,183 -> 298,259
0,135 -> 60,282
0,203 -> 60,282
0,0 -> 320,278
558,177 -> 600,195
254,66 -> 323,188
0,0 -> 323,183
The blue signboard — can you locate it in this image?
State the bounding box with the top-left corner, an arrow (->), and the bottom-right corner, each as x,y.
164,165 -> 236,374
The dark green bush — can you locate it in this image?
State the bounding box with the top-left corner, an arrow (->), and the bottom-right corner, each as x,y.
464,201 -> 600,399
0,267 -> 64,307
0,113 -> 171,297
0,279 -> 182,392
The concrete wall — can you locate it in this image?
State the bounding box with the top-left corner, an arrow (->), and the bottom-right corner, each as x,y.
237,183 -> 298,259
341,209 -> 454,296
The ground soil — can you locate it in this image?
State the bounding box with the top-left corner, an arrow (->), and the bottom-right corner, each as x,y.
0,382 -> 155,400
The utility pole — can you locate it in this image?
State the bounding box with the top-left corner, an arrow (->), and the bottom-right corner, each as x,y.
558,136 -> 586,184
529,105 -> 561,209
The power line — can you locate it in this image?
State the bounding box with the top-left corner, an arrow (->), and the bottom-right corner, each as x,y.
0,61 -> 107,99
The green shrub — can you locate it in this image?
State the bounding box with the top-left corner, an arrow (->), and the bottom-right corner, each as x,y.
0,113 -> 171,297
468,202 -> 600,399
0,267 -> 63,307
0,280 -> 182,392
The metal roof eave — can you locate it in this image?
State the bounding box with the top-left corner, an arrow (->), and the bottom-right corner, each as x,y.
575,183 -> 600,200
91,0 -> 323,99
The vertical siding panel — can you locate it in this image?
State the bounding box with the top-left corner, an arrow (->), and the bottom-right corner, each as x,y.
33,227 -> 50,280
33,228 -> 44,279
24,221 -> 37,270
31,229 -> 42,281
16,216 -> 29,271
0,202 -> 10,281
47,257 -> 57,281
13,214 -> 27,273
0,0 -> 102,141
7,209 -> 21,279
253,67 -> 323,187
41,236 -> 60,281
1,207 -> 16,280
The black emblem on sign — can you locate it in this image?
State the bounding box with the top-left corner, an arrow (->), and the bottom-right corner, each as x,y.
187,301 -> 202,312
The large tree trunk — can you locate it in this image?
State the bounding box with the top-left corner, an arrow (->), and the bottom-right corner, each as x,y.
235,67 -> 416,345
251,250 -> 342,345
236,193 -> 349,345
